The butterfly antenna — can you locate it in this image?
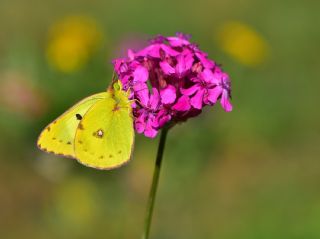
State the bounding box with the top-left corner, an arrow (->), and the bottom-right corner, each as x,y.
111,70 -> 117,84
106,71 -> 117,91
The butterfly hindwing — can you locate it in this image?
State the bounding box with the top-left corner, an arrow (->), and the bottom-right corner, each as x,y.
37,92 -> 109,158
74,89 -> 134,169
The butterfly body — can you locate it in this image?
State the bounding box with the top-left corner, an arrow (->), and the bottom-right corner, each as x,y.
37,81 -> 134,170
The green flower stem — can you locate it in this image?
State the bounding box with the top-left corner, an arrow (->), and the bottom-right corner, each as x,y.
142,127 -> 169,239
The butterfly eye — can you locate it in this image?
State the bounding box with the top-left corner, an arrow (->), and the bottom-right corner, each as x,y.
76,114 -> 83,120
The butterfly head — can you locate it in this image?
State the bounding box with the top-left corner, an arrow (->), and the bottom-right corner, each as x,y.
108,80 -> 132,109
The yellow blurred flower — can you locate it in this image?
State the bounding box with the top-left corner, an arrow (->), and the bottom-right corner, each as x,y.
216,21 -> 270,66
47,15 -> 103,73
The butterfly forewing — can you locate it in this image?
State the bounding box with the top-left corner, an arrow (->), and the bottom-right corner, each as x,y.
37,92 -> 108,158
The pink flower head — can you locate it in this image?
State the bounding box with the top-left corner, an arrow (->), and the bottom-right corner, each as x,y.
113,33 -> 232,138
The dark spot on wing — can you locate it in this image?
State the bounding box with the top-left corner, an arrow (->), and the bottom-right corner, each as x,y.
78,140 -> 83,144
84,149 -> 88,152
47,127 -> 51,131
118,150 -> 122,154
99,155 -> 104,159
43,148 -> 47,152
53,120 -> 57,124
52,137 -> 56,140
76,114 -> 82,120
59,139 -> 63,143
38,144 -> 41,148
78,123 -> 84,130
109,154 -> 113,158
67,141 -> 71,145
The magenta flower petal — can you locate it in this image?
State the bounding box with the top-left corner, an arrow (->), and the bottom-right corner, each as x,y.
127,49 -> 135,60
172,95 -> 191,111
175,55 -> 188,77
161,44 -> 179,56
133,66 -> 149,83
135,122 -> 145,134
113,59 -> 122,72
212,72 -> 224,85
181,84 -> 200,96
160,61 -> 175,75
160,85 -> 176,104
167,32 -> 191,47
149,88 -> 160,110
207,87 -> 223,104
184,53 -> 194,70
132,82 -> 148,92
195,52 -> 215,69
144,118 -> 158,138
140,44 -> 160,58
113,59 -> 128,74
133,83 -> 149,106
221,90 -> 233,112
144,128 -> 158,138
201,68 -> 219,84
135,113 -> 146,133
131,100 -> 137,108
190,89 -> 205,109
156,110 -> 171,127
167,36 -> 190,47
121,75 -> 131,86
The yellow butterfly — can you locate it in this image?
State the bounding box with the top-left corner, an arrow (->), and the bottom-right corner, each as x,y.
37,80 -> 134,170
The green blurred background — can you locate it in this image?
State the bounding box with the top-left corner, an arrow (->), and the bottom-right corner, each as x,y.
0,0 -> 319,238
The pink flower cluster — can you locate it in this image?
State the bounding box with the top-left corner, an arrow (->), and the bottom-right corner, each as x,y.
113,33 -> 232,138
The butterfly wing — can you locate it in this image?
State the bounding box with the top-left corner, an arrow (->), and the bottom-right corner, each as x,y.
37,92 -> 109,158
74,92 -> 134,169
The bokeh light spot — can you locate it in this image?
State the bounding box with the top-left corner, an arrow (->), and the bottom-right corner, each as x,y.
216,21 -> 270,66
